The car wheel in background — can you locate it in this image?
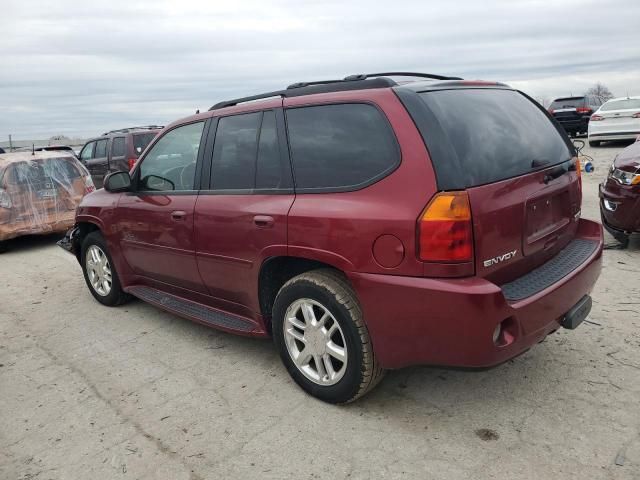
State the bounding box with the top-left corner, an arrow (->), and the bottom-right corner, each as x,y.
272,269 -> 385,404
589,140 -> 601,147
0,240 -> 8,254
81,231 -> 129,306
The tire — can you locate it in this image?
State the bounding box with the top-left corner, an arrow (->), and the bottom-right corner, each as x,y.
272,269 -> 385,404
81,231 -> 129,306
0,240 -> 8,254
589,140 -> 601,147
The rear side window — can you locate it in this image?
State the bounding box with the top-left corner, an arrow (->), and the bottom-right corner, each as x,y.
415,89 -> 571,188
210,111 -> 289,191
111,137 -> 125,158
133,133 -> 157,157
285,104 -> 400,191
549,97 -> 586,109
94,139 -> 108,158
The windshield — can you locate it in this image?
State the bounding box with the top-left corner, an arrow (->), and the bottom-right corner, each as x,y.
415,89 -> 572,188
549,97 -> 585,109
601,99 -> 640,111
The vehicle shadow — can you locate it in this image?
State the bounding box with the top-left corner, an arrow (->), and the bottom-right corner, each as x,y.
0,233 -> 65,255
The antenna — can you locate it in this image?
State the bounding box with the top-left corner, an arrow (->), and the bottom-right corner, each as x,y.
32,144 -> 35,156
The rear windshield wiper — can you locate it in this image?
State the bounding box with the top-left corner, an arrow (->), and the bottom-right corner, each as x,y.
531,158 -> 551,169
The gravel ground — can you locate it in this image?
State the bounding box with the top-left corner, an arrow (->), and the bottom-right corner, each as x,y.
1,140 -> 639,480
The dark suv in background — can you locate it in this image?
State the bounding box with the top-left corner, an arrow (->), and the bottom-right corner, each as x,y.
548,95 -> 603,137
62,72 -> 603,403
79,126 -> 162,188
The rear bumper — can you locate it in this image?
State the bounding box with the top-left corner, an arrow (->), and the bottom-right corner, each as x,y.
556,117 -> 589,132
0,211 -> 75,242
349,219 -> 603,369
588,131 -> 640,142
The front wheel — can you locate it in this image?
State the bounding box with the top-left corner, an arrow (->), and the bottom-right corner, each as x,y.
272,269 -> 385,403
81,231 -> 129,306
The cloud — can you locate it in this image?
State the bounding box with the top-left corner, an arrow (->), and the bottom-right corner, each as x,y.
1,0 -> 639,139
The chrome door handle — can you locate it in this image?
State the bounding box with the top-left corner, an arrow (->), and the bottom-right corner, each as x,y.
253,215 -> 274,228
171,210 -> 186,221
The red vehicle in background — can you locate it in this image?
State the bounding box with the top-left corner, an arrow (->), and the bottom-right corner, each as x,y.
599,138 -> 640,246
60,73 -> 603,403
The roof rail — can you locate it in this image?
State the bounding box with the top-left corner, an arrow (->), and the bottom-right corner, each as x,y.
208,72 -> 460,111
343,72 -> 463,81
102,125 -> 164,136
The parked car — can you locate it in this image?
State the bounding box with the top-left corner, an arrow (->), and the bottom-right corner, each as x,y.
60,72 -> 603,403
599,139 -> 640,246
0,151 -> 94,253
78,126 -> 162,188
548,95 -> 603,137
588,96 -> 640,147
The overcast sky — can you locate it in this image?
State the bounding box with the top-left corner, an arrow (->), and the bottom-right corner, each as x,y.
1,0 -> 639,140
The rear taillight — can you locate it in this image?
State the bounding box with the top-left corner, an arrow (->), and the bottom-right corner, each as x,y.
418,191 -> 473,262
128,158 -> 137,171
632,112 -> 640,119
590,114 -> 604,121
0,188 -> 11,209
576,107 -> 592,114
84,176 -> 95,194
548,108 -> 555,114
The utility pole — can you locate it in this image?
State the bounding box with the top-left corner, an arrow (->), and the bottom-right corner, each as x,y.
8,134 -> 13,152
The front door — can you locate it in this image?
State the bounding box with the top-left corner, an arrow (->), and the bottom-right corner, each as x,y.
116,121 -> 208,293
194,108 -> 294,314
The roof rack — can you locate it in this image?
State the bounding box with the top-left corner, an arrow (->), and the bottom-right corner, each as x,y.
102,125 -> 164,136
209,72 -> 461,111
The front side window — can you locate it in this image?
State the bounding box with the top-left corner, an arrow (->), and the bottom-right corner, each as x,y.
138,122 -> 204,192
80,142 -> 94,161
286,104 -> 400,191
94,139 -> 108,158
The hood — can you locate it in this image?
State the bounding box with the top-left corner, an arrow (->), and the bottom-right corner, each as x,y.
614,141 -> 640,173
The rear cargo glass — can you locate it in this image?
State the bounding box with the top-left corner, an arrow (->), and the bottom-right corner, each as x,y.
133,133 -> 157,157
600,99 -> 640,111
416,89 -> 572,188
549,97 -> 585,109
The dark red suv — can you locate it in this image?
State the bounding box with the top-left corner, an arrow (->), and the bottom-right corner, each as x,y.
60,72 -> 604,403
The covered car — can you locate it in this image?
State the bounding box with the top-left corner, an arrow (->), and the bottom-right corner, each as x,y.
0,151 -> 95,252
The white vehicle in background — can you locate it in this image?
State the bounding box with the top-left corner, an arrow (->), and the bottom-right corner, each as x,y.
588,96 -> 640,147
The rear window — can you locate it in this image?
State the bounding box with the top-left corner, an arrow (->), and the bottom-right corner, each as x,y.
111,137 -> 125,157
286,104 -> 400,191
133,133 -> 157,157
415,89 -> 572,188
549,97 -> 586,109
601,99 -> 640,111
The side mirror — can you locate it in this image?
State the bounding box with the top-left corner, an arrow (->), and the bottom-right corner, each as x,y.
104,171 -> 132,193
144,175 -> 175,191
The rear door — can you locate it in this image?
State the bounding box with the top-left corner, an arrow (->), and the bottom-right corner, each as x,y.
109,136 -> 126,173
408,88 -> 580,285
194,107 -> 294,316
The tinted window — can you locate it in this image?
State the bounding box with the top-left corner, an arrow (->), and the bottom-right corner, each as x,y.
549,97 -> 586,109
94,139 -> 107,158
133,133 -> 157,157
417,89 -> 571,187
111,137 -> 125,157
80,142 -> 94,161
138,122 -> 204,191
211,112 -> 261,190
256,111 -> 284,189
601,99 -> 640,111
286,104 -> 399,190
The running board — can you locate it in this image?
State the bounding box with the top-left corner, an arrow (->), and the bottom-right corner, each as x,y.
128,286 -> 256,333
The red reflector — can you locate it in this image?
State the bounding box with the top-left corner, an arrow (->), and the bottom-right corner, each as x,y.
418,192 -> 473,262
590,114 -> 604,121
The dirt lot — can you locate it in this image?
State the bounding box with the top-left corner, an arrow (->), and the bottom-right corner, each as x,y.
1,141 -> 639,480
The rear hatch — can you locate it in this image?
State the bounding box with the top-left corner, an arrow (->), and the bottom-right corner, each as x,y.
549,97 -> 589,125
400,87 -> 581,285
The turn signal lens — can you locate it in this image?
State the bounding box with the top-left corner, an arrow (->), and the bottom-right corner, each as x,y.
128,157 -> 137,171
418,191 -> 473,262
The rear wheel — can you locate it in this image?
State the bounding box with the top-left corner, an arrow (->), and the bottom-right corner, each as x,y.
81,231 -> 129,306
272,269 -> 385,404
589,140 -> 601,147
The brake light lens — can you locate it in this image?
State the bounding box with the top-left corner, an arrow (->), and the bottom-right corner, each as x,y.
418,191 -> 473,262
84,176 -> 96,194
591,114 -> 604,121
128,157 -> 137,171
576,107 -> 592,114
0,188 -> 12,209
